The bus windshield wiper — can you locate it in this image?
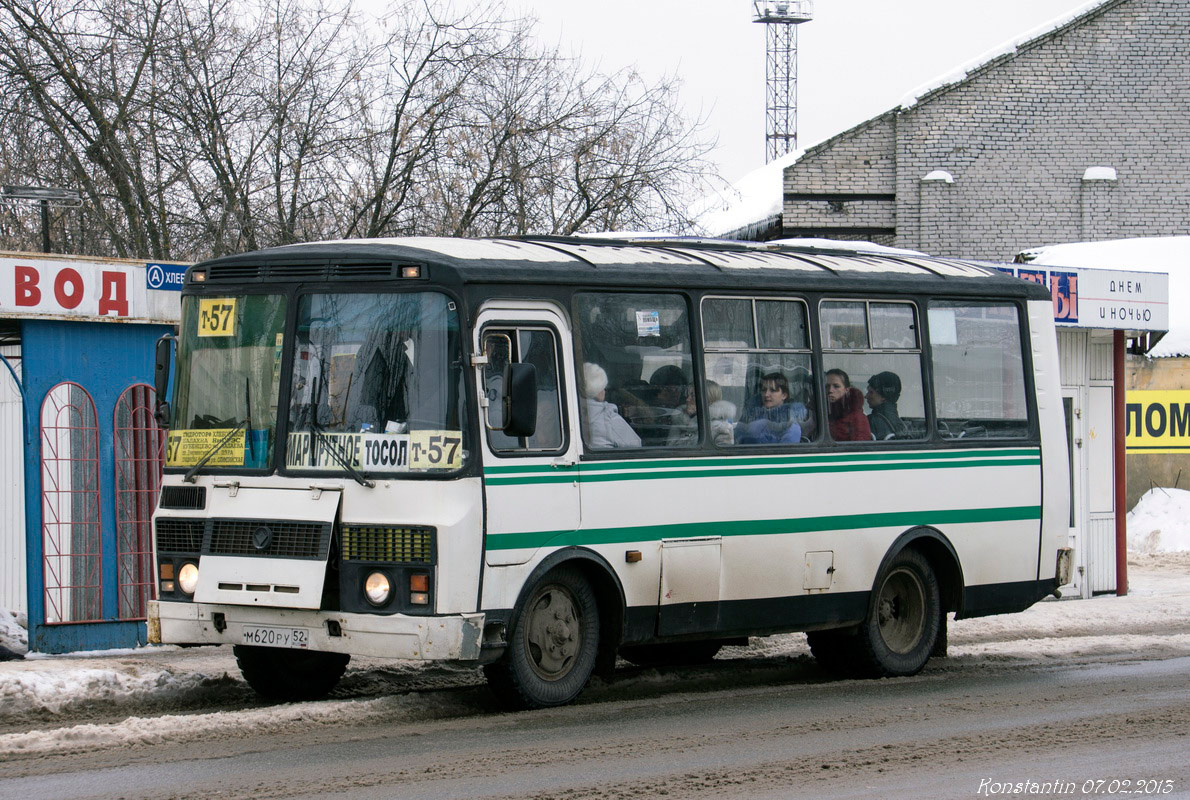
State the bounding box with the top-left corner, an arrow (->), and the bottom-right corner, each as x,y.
184,419 -> 249,483
309,423 -> 375,488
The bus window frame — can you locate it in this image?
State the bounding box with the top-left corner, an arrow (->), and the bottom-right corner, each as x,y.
818,297 -> 928,444
479,322 -> 570,458
275,284 -> 474,481
699,293 -> 816,447
571,289 -> 701,457
922,296 -> 1039,443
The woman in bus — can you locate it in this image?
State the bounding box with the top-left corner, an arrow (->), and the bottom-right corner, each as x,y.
736,371 -> 804,444
825,368 -> 871,441
582,363 -> 641,448
866,371 -> 908,440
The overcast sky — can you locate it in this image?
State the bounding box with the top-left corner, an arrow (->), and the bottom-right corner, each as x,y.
504,0 -> 1101,184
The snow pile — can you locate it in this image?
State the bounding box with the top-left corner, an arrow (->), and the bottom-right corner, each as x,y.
1016,235 -> 1190,357
0,608 -> 28,658
1127,488 -> 1190,554
0,663 -> 221,719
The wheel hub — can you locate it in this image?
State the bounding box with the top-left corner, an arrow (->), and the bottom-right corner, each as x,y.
526,587 -> 581,678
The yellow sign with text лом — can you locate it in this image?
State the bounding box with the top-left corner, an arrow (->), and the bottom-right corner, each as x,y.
1125,390 -> 1190,454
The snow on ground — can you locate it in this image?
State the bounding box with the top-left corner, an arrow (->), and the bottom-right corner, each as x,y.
1128,487 -> 1190,553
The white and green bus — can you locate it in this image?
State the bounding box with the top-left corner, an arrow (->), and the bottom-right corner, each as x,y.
149,236 -> 1071,708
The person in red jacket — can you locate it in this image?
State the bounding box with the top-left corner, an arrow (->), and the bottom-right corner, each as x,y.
825,368 -> 871,441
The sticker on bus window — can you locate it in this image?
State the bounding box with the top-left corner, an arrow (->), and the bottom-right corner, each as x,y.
635,310 -> 661,337
286,431 -> 460,471
166,428 -> 246,467
408,430 -> 464,470
198,298 -> 237,337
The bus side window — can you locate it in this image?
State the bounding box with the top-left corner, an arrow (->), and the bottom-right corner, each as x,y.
483,327 -> 565,452
574,292 -> 696,450
928,302 -> 1029,438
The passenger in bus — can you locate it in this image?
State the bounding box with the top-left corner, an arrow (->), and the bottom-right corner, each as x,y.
866,371 -> 908,440
825,368 -> 872,441
706,380 -> 737,446
647,364 -> 693,446
736,372 -> 803,444
581,363 -> 641,448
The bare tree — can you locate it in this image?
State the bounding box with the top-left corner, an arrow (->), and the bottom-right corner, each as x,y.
0,0 -> 716,260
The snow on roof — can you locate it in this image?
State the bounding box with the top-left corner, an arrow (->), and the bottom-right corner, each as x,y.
767,238 -> 926,257
899,0 -> 1116,110
691,148 -> 805,237
1017,236 -> 1189,357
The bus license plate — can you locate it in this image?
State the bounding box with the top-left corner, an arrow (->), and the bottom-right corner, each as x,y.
240,625 -> 309,649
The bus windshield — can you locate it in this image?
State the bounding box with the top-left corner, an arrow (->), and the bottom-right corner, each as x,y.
168,294 -> 287,470
285,291 -> 466,475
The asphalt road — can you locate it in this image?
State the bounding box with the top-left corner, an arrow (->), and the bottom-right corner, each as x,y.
2,648 -> 1188,800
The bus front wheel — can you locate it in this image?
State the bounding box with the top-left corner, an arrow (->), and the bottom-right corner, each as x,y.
233,645 -> 349,701
855,548 -> 941,677
484,566 -> 600,709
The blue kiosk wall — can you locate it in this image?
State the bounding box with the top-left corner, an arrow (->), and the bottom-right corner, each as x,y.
22,318 -> 173,653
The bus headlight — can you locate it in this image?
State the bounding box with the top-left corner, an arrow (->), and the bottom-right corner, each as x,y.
178,562 -> 200,595
364,572 -> 391,606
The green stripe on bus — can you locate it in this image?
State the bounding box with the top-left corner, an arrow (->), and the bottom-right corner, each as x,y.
484,457 -> 1041,486
482,447 -> 1040,475
485,505 -> 1042,551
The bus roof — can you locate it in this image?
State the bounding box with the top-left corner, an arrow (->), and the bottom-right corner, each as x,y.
191,236 -> 1051,299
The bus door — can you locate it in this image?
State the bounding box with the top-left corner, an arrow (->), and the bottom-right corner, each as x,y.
476,306 -> 580,567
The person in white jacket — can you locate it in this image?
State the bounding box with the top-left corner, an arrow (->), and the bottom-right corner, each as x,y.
582,363 -> 641,449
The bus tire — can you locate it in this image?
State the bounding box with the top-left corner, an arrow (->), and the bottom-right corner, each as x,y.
483,566 -> 600,709
854,548 -> 941,677
233,645 -> 349,701
620,641 -> 723,667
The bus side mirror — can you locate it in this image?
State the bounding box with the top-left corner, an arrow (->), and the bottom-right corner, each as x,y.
503,362 -> 537,438
154,333 -> 175,428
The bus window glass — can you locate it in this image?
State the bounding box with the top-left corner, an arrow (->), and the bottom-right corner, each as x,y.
821,300 -> 927,442
170,294 -> 287,469
757,300 -> 808,349
929,301 -> 1029,439
703,298 -> 755,349
485,328 -> 564,452
575,293 -> 696,449
286,291 -> 466,474
703,296 -> 814,447
820,301 -> 868,349
870,303 -> 918,348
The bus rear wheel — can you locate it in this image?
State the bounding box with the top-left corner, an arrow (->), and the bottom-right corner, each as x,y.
484,566 -> 600,709
853,548 -> 941,677
233,645 -> 350,701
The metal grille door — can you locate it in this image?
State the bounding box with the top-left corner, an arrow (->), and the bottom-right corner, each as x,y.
114,383 -> 164,619
40,381 -> 103,624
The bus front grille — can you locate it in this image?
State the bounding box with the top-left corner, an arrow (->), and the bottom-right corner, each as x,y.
155,518 -> 204,553
208,519 -> 331,560
159,486 -> 207,510
341,525 -> 435,564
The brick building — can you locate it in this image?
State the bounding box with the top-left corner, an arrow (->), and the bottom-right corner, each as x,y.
766,0 -> 1188,260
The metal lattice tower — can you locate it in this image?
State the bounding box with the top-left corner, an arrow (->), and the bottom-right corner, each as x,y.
752,1 -> 813,162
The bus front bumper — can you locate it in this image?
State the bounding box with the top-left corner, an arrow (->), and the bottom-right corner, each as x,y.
149,601 -> 484,661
